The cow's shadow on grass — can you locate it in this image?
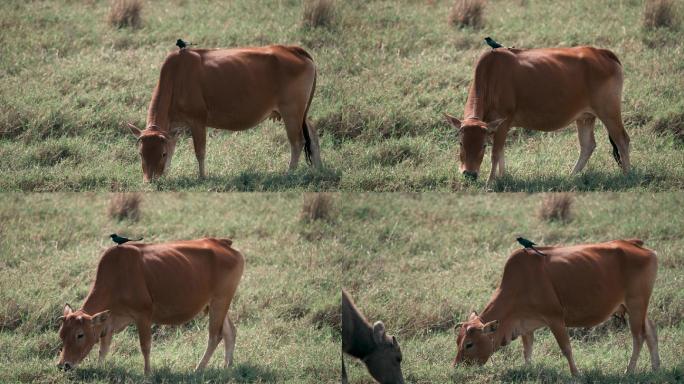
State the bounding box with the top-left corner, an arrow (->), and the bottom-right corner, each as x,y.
74,363 -> 278,383
487,168 -> 671,192
156,167 -> 342,191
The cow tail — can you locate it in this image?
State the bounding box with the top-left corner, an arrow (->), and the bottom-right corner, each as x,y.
341,351 -> 348,384
302,65 -> 316,165
608,135 -> 621,165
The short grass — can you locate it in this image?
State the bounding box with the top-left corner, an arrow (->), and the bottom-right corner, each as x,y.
2,193 -> 684,383
339,193 -> 684,383
0,194 -> 340,383
1,0 -> 683,191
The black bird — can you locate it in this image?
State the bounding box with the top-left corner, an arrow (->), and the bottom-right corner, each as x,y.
484,37 -> 503,49
516,237 -> 545,256
110,233 -> 143,245
176,39 -> 194,50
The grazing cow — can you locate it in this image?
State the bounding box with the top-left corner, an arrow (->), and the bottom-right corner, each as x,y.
453,239 -> 660,376
128,44 -> 322,182
342,289 -> 404,384
444,46 -> 629,182
57,238 -> 244,374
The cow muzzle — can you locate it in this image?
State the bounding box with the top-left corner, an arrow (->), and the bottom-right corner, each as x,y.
58,362 -> 72,371
462,170 -> 478,180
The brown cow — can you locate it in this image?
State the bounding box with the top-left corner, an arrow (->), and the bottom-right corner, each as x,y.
453,239 -> 660,376
342,289 -> 404,384
128,44 -> 322,182
57,238 -> 244,374
445,46 -> 629,182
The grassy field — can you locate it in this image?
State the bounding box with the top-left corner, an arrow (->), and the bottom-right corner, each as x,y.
0,193 -> 340,383
1,0 -> 683,191
339,193 -> 684,383
3,193 -> 683,383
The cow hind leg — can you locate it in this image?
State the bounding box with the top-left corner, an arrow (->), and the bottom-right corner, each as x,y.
624,300 -> 647,373
644,317 -> 660,371
196,299 -> 230,371
571,117 -> 596,174
222,314 -> 237,367
281,107 -> 307,171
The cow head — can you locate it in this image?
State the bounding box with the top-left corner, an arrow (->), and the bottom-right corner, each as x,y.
453,312 -> 498,366
57,304 -> 110,371
128,124 -> 177,182
444,114 -> 505,180
364,321 -> 404,384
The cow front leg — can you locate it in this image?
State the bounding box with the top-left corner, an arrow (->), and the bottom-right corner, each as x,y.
136,319 -> 153,375
521,332 -> 534,364
98,330 -> 113,364
190,124 -> 207,179
572,117 -> 596,174
549,321 -> 579,376
487,125 -> 510,184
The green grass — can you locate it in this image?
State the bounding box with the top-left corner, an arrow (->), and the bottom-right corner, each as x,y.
3,193 -> 683,383
1,0 -> 683,191
0,194 -> 339,383
339,193 -> 684,383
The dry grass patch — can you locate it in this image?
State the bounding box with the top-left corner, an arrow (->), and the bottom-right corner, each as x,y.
449,0 -> 485,29
300,192 -> 334,222
108,193 -> 142,221
108,0 -> 142,29
653,112 -> 684,143
538,193 -> 574,223
643,0 -> 676,29
302,0 -> 335,28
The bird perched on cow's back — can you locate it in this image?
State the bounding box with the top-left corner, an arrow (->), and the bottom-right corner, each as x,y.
516,237 -> 545,256
110,233 -> 143,245
484,37 -> 503,49
176,39 -> 194,50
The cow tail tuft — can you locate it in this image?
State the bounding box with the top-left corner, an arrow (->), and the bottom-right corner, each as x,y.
608,135 -> 621,165
302,54 -> 316,166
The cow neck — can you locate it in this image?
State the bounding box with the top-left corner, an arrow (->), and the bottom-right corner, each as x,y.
345,315 -> 376,359
145,56 -> 177,133
80,286 -> 111,316
479,288 -> 512,351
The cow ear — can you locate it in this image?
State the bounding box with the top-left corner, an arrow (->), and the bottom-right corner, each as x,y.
444,113 -> 462,129
485,118 -> 506,134
63,304 -> 73,317
454,322 -> 464,333
392,335 -> 399,348
91,310 -> 111,326
127,123 -> 142,138
372,321 -> 386,345
482,320 -> 499,335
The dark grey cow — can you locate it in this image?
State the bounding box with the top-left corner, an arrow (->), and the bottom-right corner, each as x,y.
342,289 -> 404,384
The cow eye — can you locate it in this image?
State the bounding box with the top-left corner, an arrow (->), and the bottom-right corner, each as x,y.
77,333 -> 84,339
162,153 -> 167,158
397,356 -> 402,363
465,342 -> 474,349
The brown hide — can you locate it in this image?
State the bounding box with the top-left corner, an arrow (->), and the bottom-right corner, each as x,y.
58,238 -> 244,374
454,239 -> 660,375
